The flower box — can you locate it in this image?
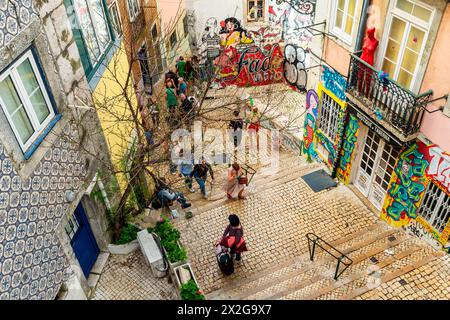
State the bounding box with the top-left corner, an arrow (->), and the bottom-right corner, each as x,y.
173,263 -> 205,300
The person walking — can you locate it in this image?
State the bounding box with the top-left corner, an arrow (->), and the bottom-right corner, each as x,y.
247,106 -> 261,150
190,158 -> 214,199
219,214 -> 247,262
178,149 -> 195,193
178,77 -> 188,95
148,95 -> 160,128
223,162 -> 246,200
176,56 -> 187,78
229,110 -> 243,148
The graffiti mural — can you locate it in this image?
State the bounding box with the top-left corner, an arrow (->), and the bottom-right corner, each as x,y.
284,44 -> 308,91
303,89 -> 319,159
322,66 -> 347,101
269,0 -> 316,46
336,114 -> 360,184
418,143 -> 450,195
381,143 -> 429,227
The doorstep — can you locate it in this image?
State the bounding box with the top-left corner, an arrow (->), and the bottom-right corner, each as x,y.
87,251 -> 110,293
347,184 -> 381,218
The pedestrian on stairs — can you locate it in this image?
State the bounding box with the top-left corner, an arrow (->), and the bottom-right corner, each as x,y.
190,157 -> 214,199
223,162 -> 246,200
219,214 -> 248,262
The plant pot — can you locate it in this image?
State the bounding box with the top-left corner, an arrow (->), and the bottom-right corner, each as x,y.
108,240 -> 139,255
173,263 -> 204,300
163,240 -> 187,273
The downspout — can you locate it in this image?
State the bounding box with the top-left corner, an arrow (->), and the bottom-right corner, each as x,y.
331,0 -> 370,179
354,0 -> 371,52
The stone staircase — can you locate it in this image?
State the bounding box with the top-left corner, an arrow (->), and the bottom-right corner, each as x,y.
207,222 -> 445,300
184,150 -> 322,216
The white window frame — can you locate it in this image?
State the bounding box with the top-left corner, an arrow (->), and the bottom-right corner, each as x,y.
247,0 -> 265,22
318,92 -> 341,142
127,0 -> 141,22
329,0 -> 360,45
376,0 -> 434,92
0,50 -> 56,152
108,0 -> 122,37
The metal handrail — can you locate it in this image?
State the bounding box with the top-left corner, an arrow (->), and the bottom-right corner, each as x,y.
349,54 -> 433,100
306,233 -> 353,280
346,53 -> 433,136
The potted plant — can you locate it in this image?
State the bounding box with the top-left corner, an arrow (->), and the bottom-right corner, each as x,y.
180,279 -> 205,300
108,223 -> 141,254
174,263 -> 205,300
148,218 -> 188,272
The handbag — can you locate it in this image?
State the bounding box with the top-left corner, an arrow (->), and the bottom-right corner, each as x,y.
238,176 -> 248,185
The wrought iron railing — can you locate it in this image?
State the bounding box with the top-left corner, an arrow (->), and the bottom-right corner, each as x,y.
306,233 -> 353,280
347,53 -> 433,137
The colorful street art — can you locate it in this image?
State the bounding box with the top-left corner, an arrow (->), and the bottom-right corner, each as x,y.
381,140 -> 450,250
198,16 -> 285,87
381,143 -> 429,227
418,143 -> 450,195
322,65 -> 347,101
284,44 -> 307,91
303,89 -> 319,159
313,83 -> 347,170
269,0 -> 316,46
336,114 -> 360,184
218,43 -> 285,87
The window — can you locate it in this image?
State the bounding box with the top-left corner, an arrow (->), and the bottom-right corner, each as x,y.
0,50 -> 56,153
65,213 -> 80,241
380,0 -> 433,90
418,182 -> 450,234
183,15 -> 189,37
66,0 -> 113,78
127,0 -> 141,21
331,0 -> 359,43
108,0 -> 122,37
151,24 -> 158,40
318,92 -> 340,141
170,30 -> 177,48
247,0 -> 264,22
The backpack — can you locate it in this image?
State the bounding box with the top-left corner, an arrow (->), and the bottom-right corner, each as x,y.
216,245 -> 234,275
151,196 -> 162,210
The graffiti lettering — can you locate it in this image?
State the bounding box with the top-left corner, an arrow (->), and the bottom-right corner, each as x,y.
284,44 -> 307,91
383,144 -> 429,223
322,66 -> 347,101
337,114 -> 359,184
427,146 -> 450,193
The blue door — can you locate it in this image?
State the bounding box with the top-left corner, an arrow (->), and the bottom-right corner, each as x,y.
66,203 -> 100,278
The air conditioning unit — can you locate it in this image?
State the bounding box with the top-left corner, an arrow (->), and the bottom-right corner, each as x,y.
137,229 -> 167,278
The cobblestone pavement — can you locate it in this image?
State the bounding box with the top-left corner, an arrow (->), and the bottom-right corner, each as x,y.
173,153 -> 450,300
91,251 -> 177,300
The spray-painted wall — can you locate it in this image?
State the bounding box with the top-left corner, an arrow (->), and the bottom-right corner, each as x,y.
381,140 -> 450,251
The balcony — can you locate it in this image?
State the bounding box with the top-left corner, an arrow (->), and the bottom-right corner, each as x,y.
346,53 -> 433,140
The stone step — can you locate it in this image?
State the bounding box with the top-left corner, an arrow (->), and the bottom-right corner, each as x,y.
280,238 -> 421,300
338,250 -> 445,300
207,223 -> 387,299
190,161 -> 321,215
208,224 -> 381,300
277,237 -> 439,300
245,229 -> 408,300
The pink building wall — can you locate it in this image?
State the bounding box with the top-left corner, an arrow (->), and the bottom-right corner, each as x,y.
420,4 -> 450,153
157,0 -> 185,35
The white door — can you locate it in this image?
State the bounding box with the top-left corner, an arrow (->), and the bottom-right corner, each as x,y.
355,129 -> 399,209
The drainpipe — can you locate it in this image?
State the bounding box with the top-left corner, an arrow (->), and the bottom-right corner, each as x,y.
354,0 -> 371,53
331,0 -> 370,179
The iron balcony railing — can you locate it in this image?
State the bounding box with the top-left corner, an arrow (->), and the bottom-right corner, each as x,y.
347,53 -> 433,137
